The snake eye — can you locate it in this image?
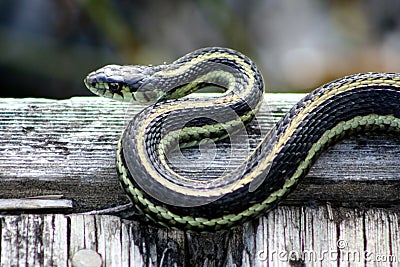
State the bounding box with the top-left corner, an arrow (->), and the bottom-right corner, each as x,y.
108,82 -> 121,92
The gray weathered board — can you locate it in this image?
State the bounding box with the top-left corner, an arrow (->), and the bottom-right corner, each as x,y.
0,95 -> 399,266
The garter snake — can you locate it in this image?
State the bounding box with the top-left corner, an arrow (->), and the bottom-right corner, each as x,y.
84,47 -> 400,233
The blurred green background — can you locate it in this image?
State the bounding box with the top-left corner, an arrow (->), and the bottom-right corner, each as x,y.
1,0 -> 399,98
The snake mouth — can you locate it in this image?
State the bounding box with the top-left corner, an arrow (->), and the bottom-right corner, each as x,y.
83,77 -> 101,98
83,75 -> 98,91
83,77 -> 90,89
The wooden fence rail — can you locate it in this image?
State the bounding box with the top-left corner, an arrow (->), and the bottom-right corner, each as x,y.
0,95 -> 399,266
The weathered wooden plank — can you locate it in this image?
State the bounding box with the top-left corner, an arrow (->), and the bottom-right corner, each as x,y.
254,206 -> 304,267
364,209 -> 398,265
302,207 -> 338,266
1,214 -> 69,267
336,209 -> 365,266
0,197 -> 72,210
0,97 -> 131,212
96,215 -> 123,266
68,214 -> 186,266
1,210 -> 398,266
0,95 -> 399,213
120,220 -> 145,266
69,214 -> 98,256
43,215 -> 69,266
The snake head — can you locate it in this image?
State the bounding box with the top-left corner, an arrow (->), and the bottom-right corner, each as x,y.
84,64 -> 162,103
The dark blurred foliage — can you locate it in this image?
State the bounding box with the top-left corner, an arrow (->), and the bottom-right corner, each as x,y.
1,0 -> 400,98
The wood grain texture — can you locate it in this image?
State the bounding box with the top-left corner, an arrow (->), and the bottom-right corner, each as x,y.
0,95 -> 399,266
0,95 -> 399,212
0,209 -> 398,266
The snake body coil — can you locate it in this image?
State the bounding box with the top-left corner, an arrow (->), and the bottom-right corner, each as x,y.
85,47 -> 400,232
